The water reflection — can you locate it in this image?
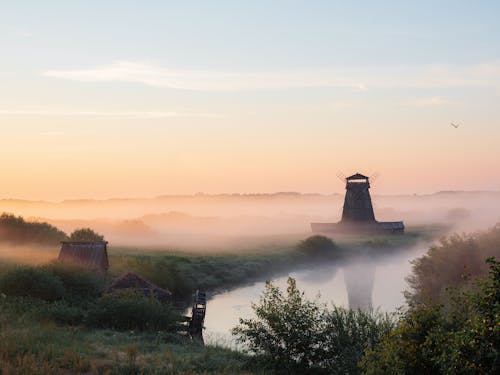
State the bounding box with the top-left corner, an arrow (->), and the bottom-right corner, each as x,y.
203,245 -> 424,345
343,260 -> 375,310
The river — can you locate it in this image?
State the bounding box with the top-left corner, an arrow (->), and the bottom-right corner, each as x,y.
202,243 -> 427,346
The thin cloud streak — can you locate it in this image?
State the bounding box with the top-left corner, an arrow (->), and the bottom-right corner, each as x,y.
405,96 -> 452,107
43,60 -> 500,91
0,109 -> 224,118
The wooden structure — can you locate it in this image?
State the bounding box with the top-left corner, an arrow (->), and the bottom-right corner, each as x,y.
311,173 -> 404,234
341,173 -> 376,222
105,272 -> 172,303
188,290 -> 207,342
58,241 -> 109,273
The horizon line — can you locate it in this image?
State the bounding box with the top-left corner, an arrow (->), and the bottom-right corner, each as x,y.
0,189 -> 499,205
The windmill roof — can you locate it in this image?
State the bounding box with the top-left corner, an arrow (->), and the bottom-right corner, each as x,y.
346,173 -> 369,180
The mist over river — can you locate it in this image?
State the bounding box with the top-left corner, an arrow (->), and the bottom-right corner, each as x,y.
203,243 -> 427,346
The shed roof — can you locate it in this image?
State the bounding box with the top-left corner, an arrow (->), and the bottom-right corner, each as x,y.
106,272 -> 172,303
58,241 -> 109,273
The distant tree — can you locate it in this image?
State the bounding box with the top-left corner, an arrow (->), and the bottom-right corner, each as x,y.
69,228 -> 104,242
298,235 -> 339,259
0,213 -> 67,245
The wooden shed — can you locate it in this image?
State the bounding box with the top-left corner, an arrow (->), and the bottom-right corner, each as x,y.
58,241 -> 109,273
105,272 -> 172,303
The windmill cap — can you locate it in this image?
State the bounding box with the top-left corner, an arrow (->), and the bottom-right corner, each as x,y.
346,173 -> 369,180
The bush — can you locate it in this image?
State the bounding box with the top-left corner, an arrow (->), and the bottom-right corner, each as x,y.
298,235 -> 339,259
0,267 -> 65,301
361,257 -> 500,375
86,292 -> 179,331
233,277 -> 393,374
46,262 -> 105,302
406,225 -> 500,306
69,228 -> 104,242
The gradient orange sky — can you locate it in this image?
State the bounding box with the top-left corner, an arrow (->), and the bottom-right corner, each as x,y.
1,2 -> 500,200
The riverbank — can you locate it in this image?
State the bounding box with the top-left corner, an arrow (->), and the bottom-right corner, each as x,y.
108,225 -> 441,301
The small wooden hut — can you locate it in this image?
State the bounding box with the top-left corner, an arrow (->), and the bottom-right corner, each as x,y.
58,241 -> 109,273
105,272 -> 172,303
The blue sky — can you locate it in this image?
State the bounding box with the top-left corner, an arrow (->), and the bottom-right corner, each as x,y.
0,1 -> 499,199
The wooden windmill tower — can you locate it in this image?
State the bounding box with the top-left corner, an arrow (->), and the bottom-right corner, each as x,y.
311,172 -> 404,234
341,173 -> 376,223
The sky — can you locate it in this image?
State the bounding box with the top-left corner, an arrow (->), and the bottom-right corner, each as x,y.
1,0 -> 500,200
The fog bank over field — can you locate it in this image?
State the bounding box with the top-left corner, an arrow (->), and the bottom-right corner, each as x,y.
1,191 -> 499,248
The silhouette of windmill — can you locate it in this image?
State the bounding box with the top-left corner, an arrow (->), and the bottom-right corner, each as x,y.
311,172 -> 404,234
341,173 -> 376,223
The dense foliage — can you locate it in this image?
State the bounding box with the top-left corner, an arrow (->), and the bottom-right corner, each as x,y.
68,227 -> 105,242
86,292 -> 179,331
0,266 -> 65,301
233,277 -> 393,374
0,263 -> 105,303
0,213 -> 67,246
46,261 -> 106,302
360,257 -> 499,374
406,225 -> 500,306
0,263 -> 181,333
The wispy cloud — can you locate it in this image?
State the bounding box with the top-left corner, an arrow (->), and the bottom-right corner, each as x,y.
43,60 -> 500,91
43,61 -> 367,91
0,108 -> 223,118
406,96 -> 452,107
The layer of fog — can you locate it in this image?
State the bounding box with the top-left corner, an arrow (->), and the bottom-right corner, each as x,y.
204,241 -> 428,346
1,191 -> 499,249
0,244 -> 59,265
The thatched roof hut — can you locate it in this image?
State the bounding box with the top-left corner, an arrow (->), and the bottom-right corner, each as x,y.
58,241 -> 109,273
105,272 -> 172,303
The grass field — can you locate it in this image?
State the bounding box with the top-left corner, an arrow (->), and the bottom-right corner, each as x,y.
0,227 -> 439,374
0,297 -> 252,374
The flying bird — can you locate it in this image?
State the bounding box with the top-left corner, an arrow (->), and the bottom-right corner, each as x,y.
450,122 -> 460,128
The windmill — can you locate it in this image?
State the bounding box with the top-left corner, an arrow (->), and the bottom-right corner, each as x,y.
341,173 -> 376,223
310,171 -> 404,234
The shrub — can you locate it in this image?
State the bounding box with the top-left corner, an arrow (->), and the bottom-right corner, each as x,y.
406,225 -> 500,306
298,235 -> 339,259
233,277 -> 393,374
69,228 -> 104,242
0,267 -> 65,301
361,257 -> 500,375
86,292 -> 179,331
45,262 -> 105,302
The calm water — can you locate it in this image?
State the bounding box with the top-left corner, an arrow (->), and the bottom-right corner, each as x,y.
202,244 -> 426,346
